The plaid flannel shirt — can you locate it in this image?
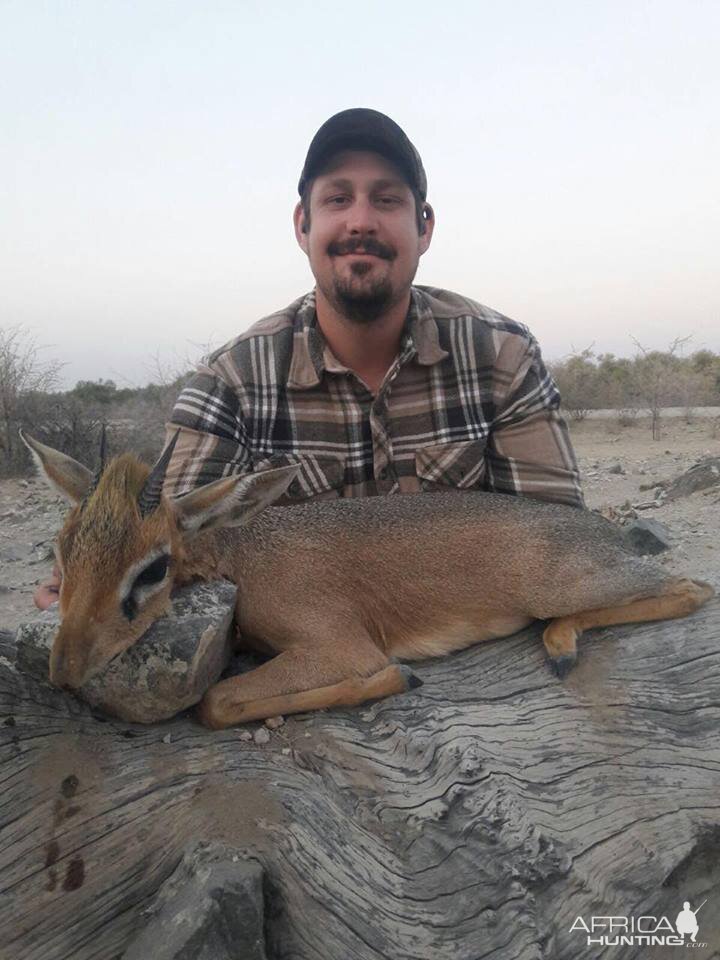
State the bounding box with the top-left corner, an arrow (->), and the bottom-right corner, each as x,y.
164,286 -> 584,507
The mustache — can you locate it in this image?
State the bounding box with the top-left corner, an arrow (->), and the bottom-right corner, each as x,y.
327,238 -> 396,260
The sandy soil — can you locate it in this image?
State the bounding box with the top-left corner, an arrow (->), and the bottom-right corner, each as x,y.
1,414 -> 718,635
570,415 -> 720,588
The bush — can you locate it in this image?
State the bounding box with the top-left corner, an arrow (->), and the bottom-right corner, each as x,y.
548,342 -> 720,437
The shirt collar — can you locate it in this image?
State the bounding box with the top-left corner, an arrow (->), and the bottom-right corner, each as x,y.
287,287 -> 448,390
406,287 -> 450,366
287,291 -> 326,389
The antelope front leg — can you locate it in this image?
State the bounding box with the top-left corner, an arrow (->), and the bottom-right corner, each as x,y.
197,644 -> 422,729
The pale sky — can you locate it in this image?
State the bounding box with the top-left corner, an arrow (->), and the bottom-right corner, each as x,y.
2,0 -> 718,388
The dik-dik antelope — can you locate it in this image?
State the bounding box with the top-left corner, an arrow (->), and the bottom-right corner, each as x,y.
22,431 -> 714,729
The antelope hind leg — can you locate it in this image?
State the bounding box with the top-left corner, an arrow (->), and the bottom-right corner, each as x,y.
543,577 -> 714,679
197,643 -> 422,729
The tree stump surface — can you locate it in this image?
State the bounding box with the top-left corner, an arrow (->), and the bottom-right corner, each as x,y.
1,604 -> 719,960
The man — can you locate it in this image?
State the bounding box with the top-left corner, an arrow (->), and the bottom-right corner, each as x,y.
163,108 -> 583,505
34,108 -> 582,607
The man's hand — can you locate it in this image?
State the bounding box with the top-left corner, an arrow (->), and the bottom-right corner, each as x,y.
34,564 -> 61,610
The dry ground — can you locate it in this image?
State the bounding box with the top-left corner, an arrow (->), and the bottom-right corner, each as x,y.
1,414 -> 718,635
570,413 -> 720,588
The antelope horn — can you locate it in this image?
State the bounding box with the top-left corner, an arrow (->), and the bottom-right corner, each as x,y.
137,430 -> 180,518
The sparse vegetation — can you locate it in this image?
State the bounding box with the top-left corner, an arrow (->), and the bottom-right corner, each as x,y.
548,341 -> 720,437
2,324 -> 720,477
0,326 -> 63,473
0,325 -> 194,475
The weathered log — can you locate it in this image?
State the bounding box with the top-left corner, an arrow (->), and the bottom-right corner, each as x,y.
0,600 -> 719,959
121,842 -> 267,960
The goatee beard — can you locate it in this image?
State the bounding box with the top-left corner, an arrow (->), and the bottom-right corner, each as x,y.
324,238 -> 398,324
332,269 -> 394,324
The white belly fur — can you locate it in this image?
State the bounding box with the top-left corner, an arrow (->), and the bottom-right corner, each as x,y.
391,615 -> 535,661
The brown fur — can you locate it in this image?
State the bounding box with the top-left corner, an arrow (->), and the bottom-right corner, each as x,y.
23,436 -> 715,728
51,456 -> 182,687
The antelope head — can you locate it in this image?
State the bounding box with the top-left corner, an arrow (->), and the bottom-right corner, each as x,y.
20,431 -> 298,691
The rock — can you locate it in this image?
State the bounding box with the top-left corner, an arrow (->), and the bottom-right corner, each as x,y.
253,727 -> 271,745
238,730 -> 253,742
15,580 -> 237,723
122,843 -> 267,960
608,462 -> 625,475
32,542 -> 54,564
624,519 -> 673,555
13,610 -> 56,678
264,715 -> 284,729
664,457 -> 720,500
595,500 -> 638,525
0,544 -> 27,563
633,500 -> 660,511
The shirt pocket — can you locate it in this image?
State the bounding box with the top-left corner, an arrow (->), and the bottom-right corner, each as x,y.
254,453 -> 346,503
415,439 -> 488,492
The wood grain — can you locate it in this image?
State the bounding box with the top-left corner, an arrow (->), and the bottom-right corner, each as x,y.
1,605 -> 719,959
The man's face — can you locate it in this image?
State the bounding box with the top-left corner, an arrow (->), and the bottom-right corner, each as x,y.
294,150 -> 433,323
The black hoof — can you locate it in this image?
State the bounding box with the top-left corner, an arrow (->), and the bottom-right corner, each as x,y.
398,665 -> 424,690
549,654 -> 577,679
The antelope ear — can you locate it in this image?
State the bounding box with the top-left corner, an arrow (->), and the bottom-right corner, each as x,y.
170,465 -> 300,536
19,430 -> 93,505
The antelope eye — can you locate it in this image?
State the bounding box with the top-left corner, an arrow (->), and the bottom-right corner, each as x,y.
134,554 -> 169,588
